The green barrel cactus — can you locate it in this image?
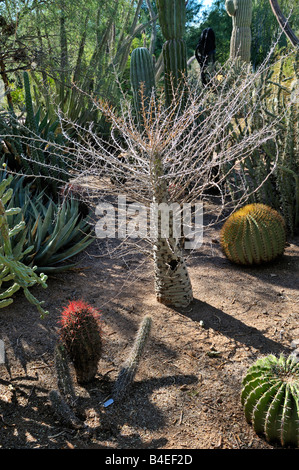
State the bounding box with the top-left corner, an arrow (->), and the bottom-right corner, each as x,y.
157,0 -> 187,107
130,47 -> 156,129
220,203 -> 286,265
241,354 -> 299,447
225,0 -> 252,63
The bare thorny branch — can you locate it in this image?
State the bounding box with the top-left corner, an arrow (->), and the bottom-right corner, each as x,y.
0,44 -> 294,260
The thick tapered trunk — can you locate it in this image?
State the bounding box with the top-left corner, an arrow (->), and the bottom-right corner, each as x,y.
153,236 -> 193,307
151,153 -> 193,308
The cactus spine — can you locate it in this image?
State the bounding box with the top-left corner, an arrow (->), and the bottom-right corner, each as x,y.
225,0 -> 252,63
58,300 -> 102,384
157,0 -> 187,107
112,315 -> 152,402
241,354 -> 299,447
220,203 -> 286,265
130,47 -> 156,129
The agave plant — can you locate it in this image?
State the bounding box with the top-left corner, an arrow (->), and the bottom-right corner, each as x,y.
0,71 -> 72,199
1,170 -> 93,273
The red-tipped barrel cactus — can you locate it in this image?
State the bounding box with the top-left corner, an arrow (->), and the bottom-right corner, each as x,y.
58,300 -> 102,384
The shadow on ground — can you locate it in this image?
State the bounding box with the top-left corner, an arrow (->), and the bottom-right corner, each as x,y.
173,298 -> 291,356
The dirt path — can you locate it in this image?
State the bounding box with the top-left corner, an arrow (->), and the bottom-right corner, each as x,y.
0,222 -> 298,449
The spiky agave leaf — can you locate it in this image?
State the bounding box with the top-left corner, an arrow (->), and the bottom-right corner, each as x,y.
0,173 -> 93,273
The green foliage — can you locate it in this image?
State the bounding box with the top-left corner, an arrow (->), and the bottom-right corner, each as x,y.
112,315 -> 152,401
241,354 -> 299,447
220,203 -> 286,265
0,172 -> 93,274
0,176 -> 48,317
58,300 -> 102,384
223,53 -> 299,234
251,0 -> 298,67
0,72 -> 72,198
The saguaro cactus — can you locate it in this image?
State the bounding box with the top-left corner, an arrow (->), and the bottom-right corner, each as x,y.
130,47 -> 156,129
225,0 -> 252,63
157,0 -> 187,107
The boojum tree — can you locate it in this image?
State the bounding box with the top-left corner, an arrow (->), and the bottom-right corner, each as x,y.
47,52 -> 287,309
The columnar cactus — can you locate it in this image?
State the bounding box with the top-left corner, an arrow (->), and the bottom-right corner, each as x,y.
225,0 -> 252,63
58,300 -> 102,384
220,203 -> 286,265
112,315 -> 152,401
48,390 -> 86,430
157,0 -> 187,107
130,47 -> 156,129
54,342 -> 76,405
241,354 -> 299,447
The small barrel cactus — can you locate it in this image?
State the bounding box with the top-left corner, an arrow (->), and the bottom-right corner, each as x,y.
241,354 -> 299,447
220,203 -> 286,265
58,300 -> 102,384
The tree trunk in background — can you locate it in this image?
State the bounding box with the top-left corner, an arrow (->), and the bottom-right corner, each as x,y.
268,0 -> 299,47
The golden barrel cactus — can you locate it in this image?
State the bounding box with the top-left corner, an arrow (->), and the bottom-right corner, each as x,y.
220,203 -> 286,265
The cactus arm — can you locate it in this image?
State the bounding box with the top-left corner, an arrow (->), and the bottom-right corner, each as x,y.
156,0 -> 186,40
48,390 -> 85,430
269,0 -> 299,47
226,0 -> 252,63
225,0 -> 236,16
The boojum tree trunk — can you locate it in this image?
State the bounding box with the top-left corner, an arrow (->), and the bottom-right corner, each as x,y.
151,154 -> 193,308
